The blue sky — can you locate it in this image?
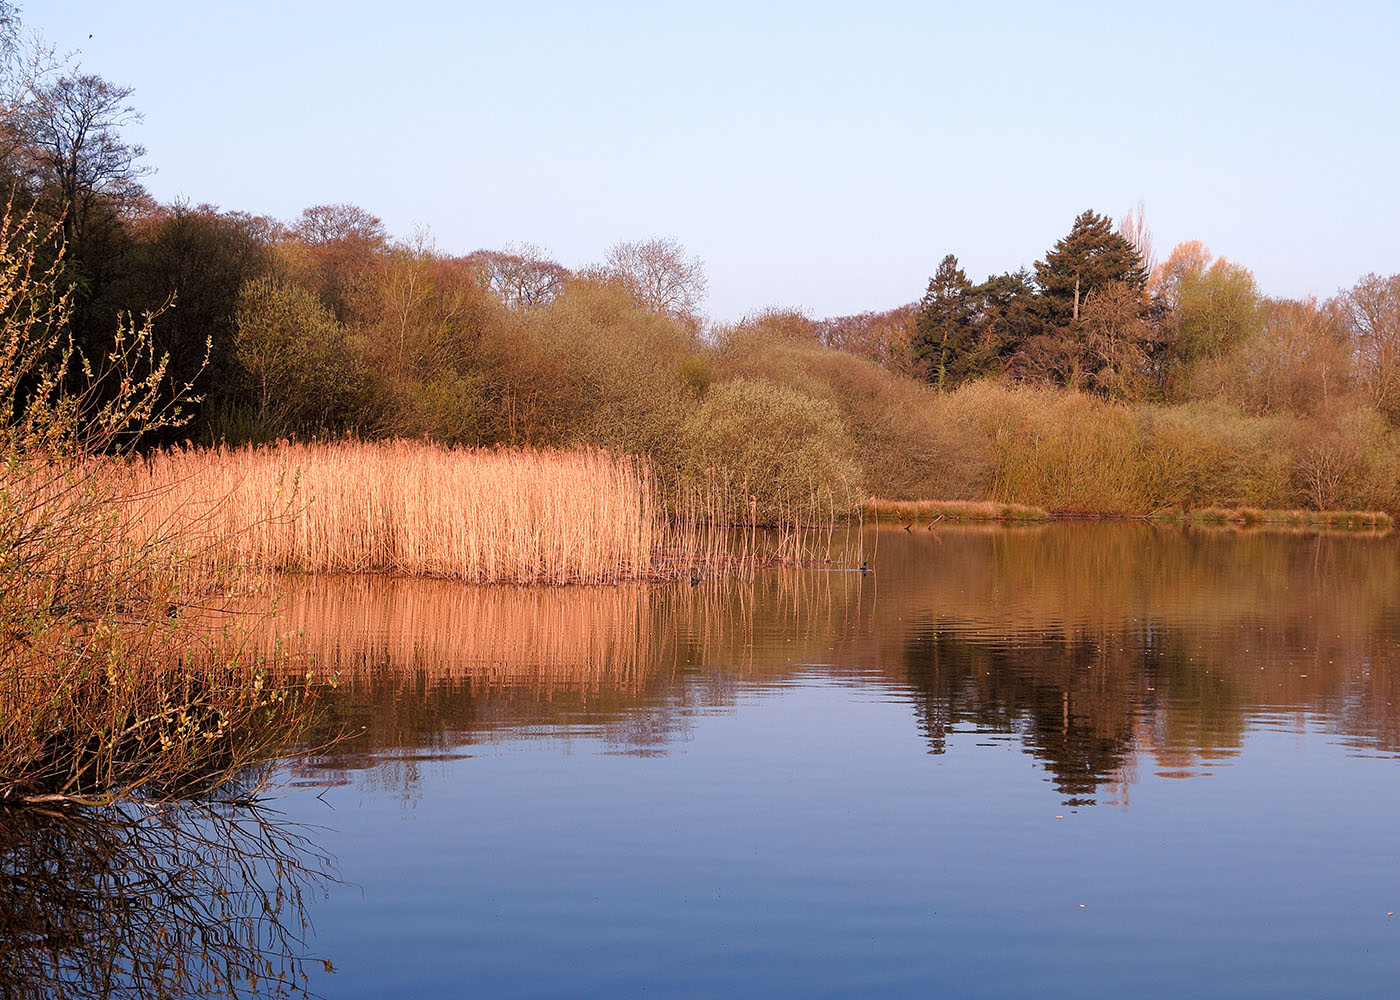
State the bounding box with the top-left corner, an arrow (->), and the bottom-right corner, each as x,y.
26,1 -> 1400,321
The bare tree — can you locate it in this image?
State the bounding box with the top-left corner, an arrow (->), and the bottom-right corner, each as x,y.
1118,200 -> 1156,279
21,73 -> 151,246
601,236 -> 707,326
1080,281 -> 1156,400
292,202 -> 386,248
0,5 -> 67,174
1336,273 -> 1400,422
470,241 -> 569,309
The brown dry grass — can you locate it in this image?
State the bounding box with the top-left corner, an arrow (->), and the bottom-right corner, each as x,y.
1152,507 -> 1393,530
864,498 -> 1050,522
125,441 -> 663,585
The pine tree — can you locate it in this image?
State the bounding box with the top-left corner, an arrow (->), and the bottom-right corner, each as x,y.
1034,210 -> 1147,327
913,254 -> 976,390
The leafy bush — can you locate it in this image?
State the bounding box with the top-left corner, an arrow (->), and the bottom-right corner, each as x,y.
684,378 -> 860,523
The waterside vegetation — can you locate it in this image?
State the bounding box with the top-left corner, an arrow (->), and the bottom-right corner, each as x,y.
0,10 -> 1396,527
0,200 -> 318,807
3,2 -> 1400,814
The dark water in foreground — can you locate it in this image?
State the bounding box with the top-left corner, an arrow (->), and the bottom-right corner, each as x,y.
14,524 -> 1400,998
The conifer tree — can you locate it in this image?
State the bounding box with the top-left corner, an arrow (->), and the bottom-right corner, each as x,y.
1035,210 -> 1147,327
913,254 -> 976,390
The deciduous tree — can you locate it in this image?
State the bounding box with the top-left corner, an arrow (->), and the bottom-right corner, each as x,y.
20,73 -> 151,249
1336,272 -> 1400,422
233,276 -> 360,434
1152,241 -> 1263,394
1079,281 -> 1157,400
283,203 -> 387,323
469,242 -> 569,309
600,237 -> 707,329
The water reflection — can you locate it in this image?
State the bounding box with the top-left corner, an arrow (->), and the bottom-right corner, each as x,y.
0,800 -> 335,999
889,524 -> 1400,802
264,523 -> 1400,806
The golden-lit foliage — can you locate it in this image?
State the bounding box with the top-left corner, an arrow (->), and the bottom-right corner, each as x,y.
685,377 -> 858,523
233,275 -> 361,434
1189,296 -> 1352,416
154,191 -> 1400,521
129,441 -> 664,585
712,321 -> 949,498
918,381 -> 1400,515
0,205 -> 318,807
1153,241 -> 1265,393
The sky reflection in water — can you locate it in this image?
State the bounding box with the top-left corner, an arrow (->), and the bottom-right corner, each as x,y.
263,524 -> 1400,999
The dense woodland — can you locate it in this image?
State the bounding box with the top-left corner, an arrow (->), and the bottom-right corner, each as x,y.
3,10 -> 1400,516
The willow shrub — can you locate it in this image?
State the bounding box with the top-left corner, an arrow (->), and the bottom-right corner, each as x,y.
712,327 -> 958,499
684,377 -> 860,524
0,207 -> 320,807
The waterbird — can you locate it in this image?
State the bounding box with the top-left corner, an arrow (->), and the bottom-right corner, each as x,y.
858,560 -> 873,575
689,567 -> 702,587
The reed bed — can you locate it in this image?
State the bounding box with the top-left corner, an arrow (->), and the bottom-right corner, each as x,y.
127,441 -> 662,585
120,441 -> 849,586
864,498 -> 1050,523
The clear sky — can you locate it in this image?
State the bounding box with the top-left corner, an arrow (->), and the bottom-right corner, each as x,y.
25,1 -> 1400,321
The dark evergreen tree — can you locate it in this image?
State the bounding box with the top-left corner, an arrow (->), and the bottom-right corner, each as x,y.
113,203 -> 280,440
1034,210 -> 1147,328
913,254 -> 977,390
969,268 -> 1049,378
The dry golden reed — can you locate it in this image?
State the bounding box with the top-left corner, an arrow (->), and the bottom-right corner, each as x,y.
126,441 -> 663,585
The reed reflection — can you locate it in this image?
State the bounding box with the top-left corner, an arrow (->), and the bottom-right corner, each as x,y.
265,524 -> 1400,806
269,569 -> 876,785
0,799 -> 335,1000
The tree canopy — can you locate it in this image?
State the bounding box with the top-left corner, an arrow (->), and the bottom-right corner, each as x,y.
1035,210 -> 1148,327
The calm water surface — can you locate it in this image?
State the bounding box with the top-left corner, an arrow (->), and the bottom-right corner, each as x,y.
19,524 -> 1400,998
262,524 -> 1400,998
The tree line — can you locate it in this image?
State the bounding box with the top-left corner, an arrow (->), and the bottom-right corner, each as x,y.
2,4 -> 1399,514
911,209 -> 1399,421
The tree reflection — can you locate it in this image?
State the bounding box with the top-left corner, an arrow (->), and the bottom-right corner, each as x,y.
0,794 -> 336,999
904,627 -> 1150,803
247,524 -> 1400,806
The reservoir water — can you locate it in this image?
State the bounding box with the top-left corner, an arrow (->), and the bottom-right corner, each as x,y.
13,523 -> 1400,998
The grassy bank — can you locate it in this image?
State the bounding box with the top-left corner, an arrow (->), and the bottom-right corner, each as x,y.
864,497 -> 1392,531
1150,507 -> 1393,530
865,498 -> 1050,523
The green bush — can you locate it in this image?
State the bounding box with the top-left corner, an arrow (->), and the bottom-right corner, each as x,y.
684,378 -> 860,523
232,276 -> 366,435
